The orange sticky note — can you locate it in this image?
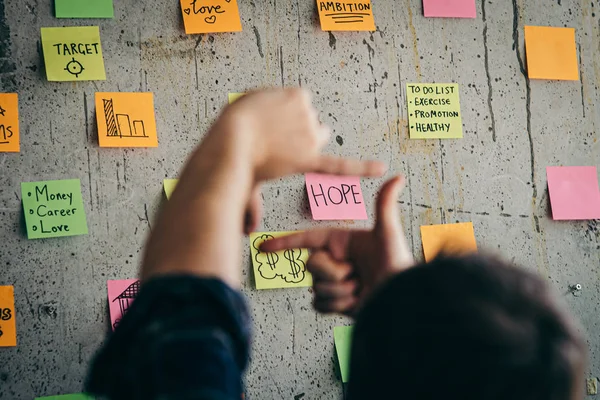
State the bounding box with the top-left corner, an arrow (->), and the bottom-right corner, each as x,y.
180,0 -> 242,34
420,222 -> 477,262
0,285 -> 17,347
0,93 -> 20,152
95,92 -> 158,148
524,26 -> 579,81
316,0 -> 375,31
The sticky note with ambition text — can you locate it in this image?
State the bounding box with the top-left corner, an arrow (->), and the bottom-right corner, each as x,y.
423,0 -> 476,18
21,179 -> 88,239
420,222 -> 477,262
305,173 -> 367,220
546,166 -> 600,220
407,83 -> 463,139
0,286 -> 17,347
107,279 -> 140,331
41,26 -> 106,81
180,0 -> 242,34
334,326 -> 353,383
55,0 -> 114,18
524,26 -> 579,81
316,0 -> 376,31
0,93 -> 19,152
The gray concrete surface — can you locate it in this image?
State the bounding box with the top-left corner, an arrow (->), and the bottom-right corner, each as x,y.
1,0 -> 599,398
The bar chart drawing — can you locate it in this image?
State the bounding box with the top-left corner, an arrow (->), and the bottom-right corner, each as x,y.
103,98 -> 148,138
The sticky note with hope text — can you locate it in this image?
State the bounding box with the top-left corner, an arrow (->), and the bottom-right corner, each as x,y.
420,222 -> 477,262
249,232 -> 312,290
41,26 -> 106,81
55,0 -> 114,18
21,179 -> 88,239
334,326 -> 353,383
95,93 -> 158,148
35,394 -> 94,400
316,0 -> 375,31
546,166 -> 600,220
0,93 -> 19,152
423,0 -> 476,18
525,26 -> 579,81
0,286 -> 17,347
407,83 -> 463,139
305,173 -> 367,220
228,93 -> 245,104
107,279 -> 140,331
164,179 -> 178,199
180,0 -> 242,34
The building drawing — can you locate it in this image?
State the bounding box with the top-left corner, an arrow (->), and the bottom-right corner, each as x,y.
103,99 -> 148,138
111,280 -> 140,330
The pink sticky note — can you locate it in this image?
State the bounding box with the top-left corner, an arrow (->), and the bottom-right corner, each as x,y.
305,173 -> 368,220
107,279 -> 140,331
423,0 -> 477,18
547,166 -> 600,220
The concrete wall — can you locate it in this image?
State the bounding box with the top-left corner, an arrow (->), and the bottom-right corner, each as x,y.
1,0 -> 598,398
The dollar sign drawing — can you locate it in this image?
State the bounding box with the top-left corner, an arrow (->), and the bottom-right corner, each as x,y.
265,249 -> 279,271
283,248 -> 305,283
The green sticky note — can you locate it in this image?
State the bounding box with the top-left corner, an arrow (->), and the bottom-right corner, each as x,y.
334,325 -> 353,383
55,0 -> 114,18
163,179 -> 178,199
41,26 -> 106,81
35,394 -> 94,400
21,179 -> 88,239
406,83 -> 463,139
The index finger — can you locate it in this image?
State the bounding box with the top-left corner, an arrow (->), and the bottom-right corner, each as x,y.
260,229 -> 334,253
314,155 -> 387,177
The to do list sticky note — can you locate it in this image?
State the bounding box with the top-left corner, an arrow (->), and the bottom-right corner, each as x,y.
21,179 -> 88,239
316,0 -> 376,31
423,0 -> 476,18
546,166 -> 600,220
524,26 -> 579,81
55,0 -> 114,18
41,26 -> 106,81
180,0 -> 242,34
0,93 -> 19,152
107,279 -> 140,331
0,286 -> 17,347
407,83 -> 463,139
420,222 -> 477,262
334,326 -> 353,383
305,173 -> 367,220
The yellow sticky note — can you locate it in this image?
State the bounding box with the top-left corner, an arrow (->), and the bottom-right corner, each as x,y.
228,93 -> 245,104
163,179 -> 178,199
316,0 -> 376,31
41,26 -> 106,81
407,83 -> 463,139
180,0 -> 242,34
0,286 -> 17,347
249,232 -> 313,290
0,93 -> 19,152
95,93 -> 158,148
524,26 -> 579,81
420,222 -> 477,262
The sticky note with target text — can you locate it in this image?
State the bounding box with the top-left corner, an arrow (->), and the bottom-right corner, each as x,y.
334,326 -> 353,383
546,166 -> 600,220
0,286 -> 16,347
305,173 -> 367,220
0,93 -> 19,152
317,0 -> 376,31
524,26 -> 579,81
420,222 -> 477,262
423,0 -> 476,18
107,279 -> 139,331
180,0 -> 242,34
55,0 -> 114,18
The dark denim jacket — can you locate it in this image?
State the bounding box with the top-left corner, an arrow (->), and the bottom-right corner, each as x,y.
86,276 -> 250,400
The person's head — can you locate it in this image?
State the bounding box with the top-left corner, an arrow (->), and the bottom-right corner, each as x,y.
349,254 -> 587,400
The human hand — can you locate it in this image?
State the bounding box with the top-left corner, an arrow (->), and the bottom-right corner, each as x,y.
261,176 -> 414,316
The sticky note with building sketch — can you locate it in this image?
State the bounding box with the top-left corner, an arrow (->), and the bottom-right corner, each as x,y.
41,26 -> 106,81
35,394 -> 95,400
305,173 -> 367,220
163,179 -> 178,199
524,26 -> 579,81
0,285 -> 17,347
21,179 -> 88,239
546,166 -> 600,220
55,0 -> 114,18
107,279 -> 140,331
95,93 -> 158,148
0,93 -> 20,152
334,326 -> 353,383
420,222 -> 477,262
423,0 -> 476,18
316,0 -> 375,31
180,0 -> 242,34
407,83 -> 463,139
249,232 -> 312,290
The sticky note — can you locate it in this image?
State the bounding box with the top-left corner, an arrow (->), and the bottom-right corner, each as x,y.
423,0 -> 476,18
41,27 -> 106,81
228,93 -> 245,104
317,0 -> 375,31
305,173 -> 367,220
55,0 -> 114,18
249,232 -> 312,290
35,394 -> 94,400
95,93 -> 158,148
21,179 -> 88,239
180,0 -> 242,34
420,222 -> 477,262
334,326 -> 353,383
524,26 -> 579,81
107,279 -> 139,331
164,179 -> 178,199
0,286 -> 16,347
546,166 -> 600,220
407,83 -> 463,139
0,93 -> 19,152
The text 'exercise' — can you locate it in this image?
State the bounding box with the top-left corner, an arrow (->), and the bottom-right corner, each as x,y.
407,83 -> 463,139
420,222 -> 477,262
0,93 -> 19,152
0,286 -> 16,347
55,0 -> 114,18
546,166 -> 600,220
305,173 -> 367,220
317,0 -> 375,31
107,279 -> 140,331
180,0 -> 242,34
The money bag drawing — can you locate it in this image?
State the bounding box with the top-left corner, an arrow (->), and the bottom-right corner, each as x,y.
252,234 -> 307,284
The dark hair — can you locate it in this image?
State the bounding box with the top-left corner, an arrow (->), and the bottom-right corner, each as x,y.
348,254 -> 586,400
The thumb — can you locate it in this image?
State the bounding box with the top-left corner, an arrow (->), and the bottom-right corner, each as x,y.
374,176 -> 405,238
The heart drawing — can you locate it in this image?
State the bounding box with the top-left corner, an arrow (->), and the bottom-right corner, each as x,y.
183,8 -> 190,14
204,15 -> 217,24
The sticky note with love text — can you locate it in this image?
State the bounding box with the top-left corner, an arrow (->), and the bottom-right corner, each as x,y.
0,93 -> 19,152
180,0 -> 242,34
0,286 -> 16,347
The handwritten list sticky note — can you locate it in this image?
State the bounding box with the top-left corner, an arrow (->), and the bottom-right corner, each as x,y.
420,222 -> 477,262
164,179 -> 178,199
423,0 -> 476,18
21,179 -> 88,239
228,93 -> 245,104
35,394 -> 94,400
55,0 -> 114,18
407,83 -> 463,139
249,232 -> 312,290
334,326 -> 353,383
95,93 -> 158,148
317,0 -> 376,31
0,286 -> 16,347
107,279 -> 139,331
0,93 -> 19,152
524,26 -> 579,81
41,26 -> 106,81
180,0 -> 242,34
547,166 -> 600,220
305,173 -> 367,220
